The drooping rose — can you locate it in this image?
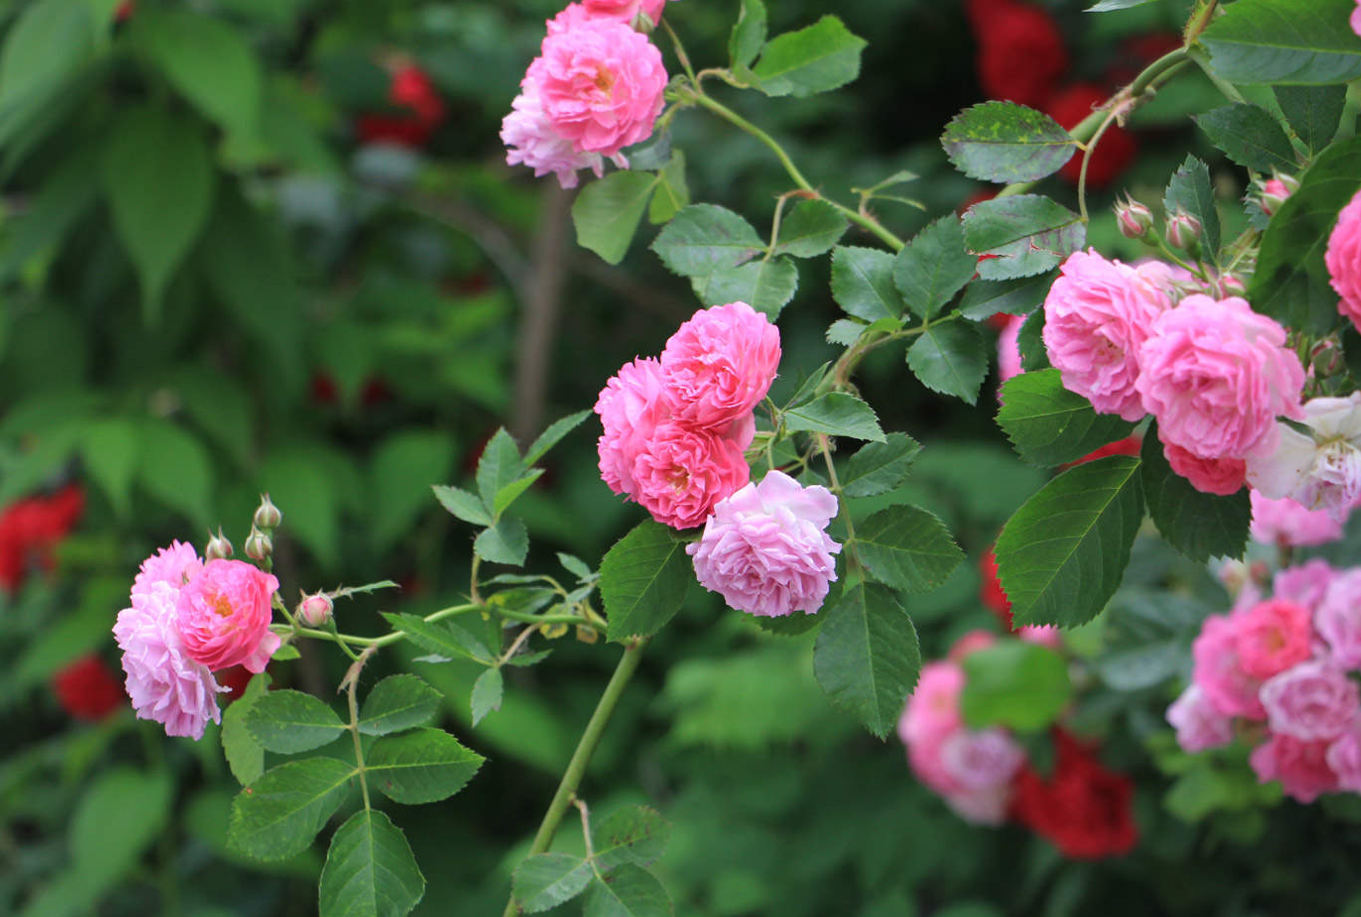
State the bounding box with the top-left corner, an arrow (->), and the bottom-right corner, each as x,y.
660,302 -> 782,431
175,560 -> 281,673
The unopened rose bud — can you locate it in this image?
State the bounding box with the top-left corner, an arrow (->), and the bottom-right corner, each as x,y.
244,526 -> 272,561
296,591 -> 333,627
1166,211 -> 1202,249
1114,197 -> 1153,239
1260,177 -> 1292,217
204,527 -> 233,561
1220,273 -> 1246,296
1311,339 -> 1342,377
253,493 -> 282,531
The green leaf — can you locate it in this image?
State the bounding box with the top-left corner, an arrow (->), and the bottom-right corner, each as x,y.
476,428 -> 524,510
493,469 -> 545,519
244,689 -> 347,754
371,430 -> 455,551
941,101 -> 1078,183
1193,104 -> 1297,173
513,854 -> 595,913
524,410 -> 592,467
906,321 -> 988,404
80,419 -> 139,516
1086,0 -> 1156,10
651,204 -> 763,279
582,864 -> 673,917
101,106 -> 214,321
474,517 -> 530,566
1164,155 -> 1222,256
227,758 -> 355,861
559,552 -> 594,581
692,257 -> 799,320
854,505 -> 964,593
729,0 -> 768,69
963,194 -> 1085,280
773,199 -> 848,258
359,674 -> 443,737
0,1 -> 92,112
958,271 -> 1055,321
1140,424 -> 1251,562
70,768 -> 171,887
133,10 -> 262,137
1274,85 -> 1346,153
318,808 -> 425,917
471,667 -> 504,726
827,319 -> 867,346
380,613 -> 496,664
1018,306 -> 1050,371
174,367 -> 254,469
431,484 -> 492,527
838,433 -> 923,497
1201,0 -> 1361,86
893,215 -> 977,320
995,455 -> 1144,628
752,15 -> 866,97
366,728 -> 485,805
592,806 -> 670,873
783,392 -> 885,442
601,520 -> 692,642
0,148 -> 99,284
813,583 -> 921,738
649,150 -> 690,225
997,369 -> 1138,467
1250,136 -> 1361,333
573,171 -> 658,265
959,641 -> 1072,732
222,672 -> 270,787
136,419 -> 213,527
830,245 -> 902,322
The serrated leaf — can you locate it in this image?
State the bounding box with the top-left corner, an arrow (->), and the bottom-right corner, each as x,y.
222,672 -> 270,786
583,864 -> 673,917
1201,0 -> 1361,86
1193,103 -> 1297,173
773,199 -> 848,258
366,728 -> 484,805
783,392 -> 885,441
70,768 -> 171,887
958,270 -> 1055,321
318,808 -> 425,917
963,194 -> 1085,280
476,428 -> 523,509
649,150 -> 689,225
1018,306 -> 1050,371
601,520 -> 692,642
906,321 -> 988,404
854,505 -> 963,592
514,854 -> 595,913
244,689 -> 347,754
813,583 -> 921,738
729,0 -> 767,69
893,214 -> 976,320
558,552 -> 594,581
830,245 -> 902,322
380,613 -> 496,664
1163,154 -> 1222,257
493,469 -> 545,519
941,101 -> 1078,183
592,807 -> 670,873
1140,424 -> 1251,562
471,668 -> 504,726
525,410 -> 592,467
1274,85 -> 1346,153
650,204 -> 763,278
475,517 -> 529,566
133,9 -> 261,137
359,674 -> 443,737
959,641 -> 1071,732
826,318 -> 867,346
751,15 -> 866,98
136,419 -> 213,527
997,369 -> 1138,467
838,433 -> 922,497
573,170 -> 658,265
692,257 -> 798,319
431,484 -> 492,527
996,455 -> 1144,628
227,758 -> 355,861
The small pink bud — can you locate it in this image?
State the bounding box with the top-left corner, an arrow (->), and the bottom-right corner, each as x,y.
1166,211 -> 1202,249
1114,197 -> 1153,239
253,493 -> 282,531
1260,178 -> 1292,217
204,527 -> 233,561
296,591 -> 333,627
244,526 -> 272,561
1220,273 -> 1246,296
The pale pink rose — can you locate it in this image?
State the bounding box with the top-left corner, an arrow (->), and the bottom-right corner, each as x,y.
948,629 -> 997,662
660,302 -> 782,431
502,80 -> 626,189
1327,728 -> 1361,791
1354,0 -> 1361,39
1234,598 -> 1313,681
940,727 -> 1026,790
1249,732 -> 1339,803
1167,684 -> 1234,753
633,421 -> 750,530
1246,394 -> 1361,522
132,540 -> 203,600
1193,614 -> 1265,719
899,660 -> 965,748
943,784 -> 1014,825
1162,439 -> 1246,495
1041,249 -> 1170,421
1136,295 -> 1305,461
528,18 -> 666,156
113,582 -> 225,739
1326,189 -> 1361,331
175,560 -> 281,673
686,469 -> 840,614
1261,661 -> 1359,742
1250,491 -> 1346,547
1017,625 -> 1063,650
595,357 -> 669,497
1275,560 -> 1337,613
996,313 -> 1024,393
1316,570 -> 1361,669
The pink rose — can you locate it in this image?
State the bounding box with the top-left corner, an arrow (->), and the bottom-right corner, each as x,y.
899,660 -> 964,748
660,302 -> 782,431
1192,614 -> 1265,719
1354,0 -> 1361,39
1326,189 -> 1361,331
1136,295 -> 1304,461
175,560 -> 281,673
1041,250 -> 1170,421
1234,598 -> 1313,681
1017,624 -> 1063,650
1249,733 -> 1339,803
686,469 -> 840,614
132,540 -> 203,600
948,629 -> 997,662
996,312 -> 1024,393
1167,684 -> 1233,753
1250,491 -> 1345,547
1162,440 -> 1246,495
573,0 -> 669,27
596,357 -> 669,498
940,727 -> 1026,791
502,80 -> 627,189
1316,570 -> 1361,669
1260,660 -> 1359,741
1327,728 -> 1361,792
1245,394 -> 1361,523
943,784 -> 1014,825
632,421 -> 750,529
528,18 -> 666,156
1274,559 -> 1337,613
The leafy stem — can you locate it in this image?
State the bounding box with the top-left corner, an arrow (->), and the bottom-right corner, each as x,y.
340,645 -> 378,813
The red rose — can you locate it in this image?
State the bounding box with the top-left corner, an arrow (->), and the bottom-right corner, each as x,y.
979,546 -> 1013,630
1010,729 -> 1139,859
1044,83 -> 1137,189
356,64 -> 446,148
0,485 -> 84,592
972,0 -> 1068,108
52,655 -> 125,722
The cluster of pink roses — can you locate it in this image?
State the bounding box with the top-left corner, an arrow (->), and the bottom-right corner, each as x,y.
112,541 -> 279,739
1170,560 -> 1361,803
500,0 -> 670,188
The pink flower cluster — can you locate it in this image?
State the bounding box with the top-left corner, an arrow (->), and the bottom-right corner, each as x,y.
112,541 -> 280,739
1041,249 -> 1306,496
501,1 -> 668,188
595,301 -> 779,530
1172,560 -> 1361,802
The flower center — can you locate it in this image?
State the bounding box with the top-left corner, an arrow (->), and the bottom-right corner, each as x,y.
209,592 -> 234,618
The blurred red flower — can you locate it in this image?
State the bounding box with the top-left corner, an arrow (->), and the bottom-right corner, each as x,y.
979,546 -> 1013,630
1010,729 -> 1139,859
356,65 -> 447,148
0,485 -> 85,592
52,655 -> 125,722
1045,83 -> 1137,189
969,0 -> 1068,108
